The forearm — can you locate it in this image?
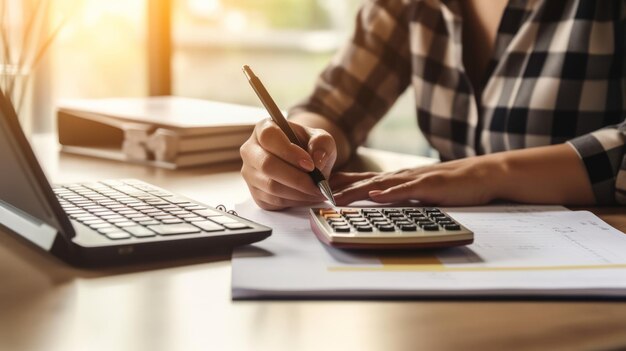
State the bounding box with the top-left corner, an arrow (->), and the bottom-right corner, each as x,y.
289,112 -> 353,168
490,143 -> 595,205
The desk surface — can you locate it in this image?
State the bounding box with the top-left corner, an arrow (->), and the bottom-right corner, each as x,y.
1,135 -> 626,351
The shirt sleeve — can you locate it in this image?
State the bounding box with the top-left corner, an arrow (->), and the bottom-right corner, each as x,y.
288,0 -> 413,148
567,8 -> 626,205
568,122 -> 626,205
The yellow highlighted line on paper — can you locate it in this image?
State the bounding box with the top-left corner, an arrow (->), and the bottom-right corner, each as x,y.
328,264 -> 626,272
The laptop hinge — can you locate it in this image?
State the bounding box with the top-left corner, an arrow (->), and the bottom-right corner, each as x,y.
0,199 -> 60,251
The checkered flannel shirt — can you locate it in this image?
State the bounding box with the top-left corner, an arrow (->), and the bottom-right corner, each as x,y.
290,0 -> 626,205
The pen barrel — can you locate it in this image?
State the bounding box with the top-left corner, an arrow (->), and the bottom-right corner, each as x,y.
248,77 -> 304,148
309,168 -> 325,184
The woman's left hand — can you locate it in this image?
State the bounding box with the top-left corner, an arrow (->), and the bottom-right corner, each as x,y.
331,156 -> 501,206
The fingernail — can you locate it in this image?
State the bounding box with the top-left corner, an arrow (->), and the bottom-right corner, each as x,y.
299,158 -> 314,171
313,150 -> 327,169
369,190 -> 382,197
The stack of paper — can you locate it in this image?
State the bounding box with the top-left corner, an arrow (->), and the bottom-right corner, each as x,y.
57,96 -> 268,169
232,201 -> 626,299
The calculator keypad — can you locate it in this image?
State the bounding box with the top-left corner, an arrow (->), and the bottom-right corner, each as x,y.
318,207 -> 461,234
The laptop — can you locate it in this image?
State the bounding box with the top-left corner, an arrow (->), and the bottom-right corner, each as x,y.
0,91 -> 271,266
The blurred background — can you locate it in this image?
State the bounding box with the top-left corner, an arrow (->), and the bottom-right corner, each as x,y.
14,0 -> 430,155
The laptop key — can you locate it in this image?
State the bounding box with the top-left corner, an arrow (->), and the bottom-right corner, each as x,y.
123,226 -> 156,238
147,224 -> 201,235
138,220 -> 160,226
97,227 -> 119,234
223,223 -> 251,230
208,215 -> 239,224
162,219 -> 183,224
192,221 -> 225,232
105,231 -> 131,240
90,223 -> 113,229
115,221 -> 137,227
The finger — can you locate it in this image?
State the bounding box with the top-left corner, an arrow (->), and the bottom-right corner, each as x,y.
333,175 -> 407,205
255,119 -> 315,171
306,129 -> 336,172
242,164 -> 325,202
329,172 -> 378,190
369,178 -> 440,205
368,179 -> 421,203
249,186 -> 322,210
243,143 -> 321,196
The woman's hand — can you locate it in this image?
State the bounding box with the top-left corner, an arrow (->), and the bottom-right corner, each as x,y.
331,144 -> 596,206
240,119 -> 338,210
331,156 -> 502,206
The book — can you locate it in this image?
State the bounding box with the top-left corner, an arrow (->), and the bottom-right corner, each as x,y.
57,96 -> 267,168
147,128 -> 251,162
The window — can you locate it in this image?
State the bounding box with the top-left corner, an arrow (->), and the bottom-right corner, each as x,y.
40,0 -> 429,155
172,0 -> 428,155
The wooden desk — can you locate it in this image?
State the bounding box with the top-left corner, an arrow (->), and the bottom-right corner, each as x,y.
1,135 -> 626,351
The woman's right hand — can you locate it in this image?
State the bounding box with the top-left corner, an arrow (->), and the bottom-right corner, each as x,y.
240,118 -> 337,210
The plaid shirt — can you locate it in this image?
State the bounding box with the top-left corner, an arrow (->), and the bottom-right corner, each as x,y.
290,0 -> 626,205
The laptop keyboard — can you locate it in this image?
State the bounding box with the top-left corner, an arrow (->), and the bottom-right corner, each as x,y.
54,179 -> 250,240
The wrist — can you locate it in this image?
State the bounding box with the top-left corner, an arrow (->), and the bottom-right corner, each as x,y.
479,152 -> 511,202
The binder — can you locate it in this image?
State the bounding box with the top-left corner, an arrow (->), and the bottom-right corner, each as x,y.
57,96 -> 268,168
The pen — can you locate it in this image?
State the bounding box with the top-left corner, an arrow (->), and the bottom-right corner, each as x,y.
242,65 -> 336,206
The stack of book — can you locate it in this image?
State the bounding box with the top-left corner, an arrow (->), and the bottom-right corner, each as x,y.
57,96 -> 269,169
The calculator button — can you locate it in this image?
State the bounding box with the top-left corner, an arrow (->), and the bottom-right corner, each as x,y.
399,224 -> 418,231
378,225 -> 396,232
319,208 -> 338,215
416,220 -> 435,226
355,225 -> 373,232
333,226 -> 351,233
328,218 -> 347,224
429,213 -> 447,219
437,220 -> 455,225
324,214 -> 342,219
444,224 -> 461,230
422,224 -> 440,231
371,219 -> 391,225
394,220 -> 413,226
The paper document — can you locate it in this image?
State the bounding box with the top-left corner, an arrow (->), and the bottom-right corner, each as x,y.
232,200 -> 626,299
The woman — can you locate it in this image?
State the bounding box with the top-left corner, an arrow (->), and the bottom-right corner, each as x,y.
240,0 -> 625,210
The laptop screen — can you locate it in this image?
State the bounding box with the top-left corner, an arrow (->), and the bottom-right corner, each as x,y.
0,91 -> 72,242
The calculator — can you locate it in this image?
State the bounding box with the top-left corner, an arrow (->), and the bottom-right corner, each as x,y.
309,207 -> 473,249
